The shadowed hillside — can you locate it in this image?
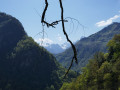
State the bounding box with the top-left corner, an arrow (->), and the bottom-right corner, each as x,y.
0,13 -> 27,59
0,12 -> 77,90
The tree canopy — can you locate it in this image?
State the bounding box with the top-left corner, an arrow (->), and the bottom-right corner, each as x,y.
60,34 -> 120,90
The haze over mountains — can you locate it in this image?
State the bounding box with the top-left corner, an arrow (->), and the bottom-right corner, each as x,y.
56,22 -> 120,72
44,42 -> 71,54
35,40 -> 71,54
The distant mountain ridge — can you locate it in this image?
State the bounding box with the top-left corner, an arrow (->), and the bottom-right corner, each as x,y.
44,44 -> 65,54
56,22 -> 120,72
44,42 -> 70,54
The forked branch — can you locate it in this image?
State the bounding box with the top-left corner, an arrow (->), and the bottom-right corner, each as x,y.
41,0 -> 67,28
41,0 -> 78,77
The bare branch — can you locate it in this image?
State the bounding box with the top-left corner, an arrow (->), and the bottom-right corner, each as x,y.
59,0 -> 78,76
41,0 -> 78,77
41,0 -> 67,28
41,0 -> 48,23
64,57 -> 74,78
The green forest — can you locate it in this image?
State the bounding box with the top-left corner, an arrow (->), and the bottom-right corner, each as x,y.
60,34 -> 120,90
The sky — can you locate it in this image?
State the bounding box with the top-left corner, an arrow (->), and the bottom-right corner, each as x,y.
0,0 -> 120,45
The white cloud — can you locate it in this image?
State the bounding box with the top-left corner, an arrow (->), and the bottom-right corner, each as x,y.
96,15 -> 120,27
35,38 -> 54,47
57,34 -> 62,41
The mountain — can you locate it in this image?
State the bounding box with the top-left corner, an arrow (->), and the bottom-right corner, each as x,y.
44,42 -> 70,54
0,13 -> 27,59
60,42 -> 71,50
56,22 -> 120,72
0,12 -> 77,90
45,44 -> 64,54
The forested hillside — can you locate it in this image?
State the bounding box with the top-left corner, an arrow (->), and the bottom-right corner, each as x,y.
60,34 -> 120,90
56,22 -> 120,72
0,12 -> 77,90
0,12 -> 27,59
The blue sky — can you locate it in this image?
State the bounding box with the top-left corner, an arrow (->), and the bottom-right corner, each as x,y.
0,0 -> 120,45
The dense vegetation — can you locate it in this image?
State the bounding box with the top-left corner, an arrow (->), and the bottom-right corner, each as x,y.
56,22 -> 120,72
0,12 -> 27,60
0,12 -> 78,90
60,34 -> 120,90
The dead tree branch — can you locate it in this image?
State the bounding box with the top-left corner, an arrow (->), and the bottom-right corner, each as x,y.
41,0 -> 67,28
41,0 -> 78,77
59,0 -> 78,77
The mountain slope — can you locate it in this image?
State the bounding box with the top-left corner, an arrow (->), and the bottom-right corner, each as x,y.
0,12 -> 60,90
56,22 -> 120,72
0,13 -> 27,59
45,44 -> 65,54
60,34 -> 120,90
9,36 -> 61,90
0,12 -> 77,90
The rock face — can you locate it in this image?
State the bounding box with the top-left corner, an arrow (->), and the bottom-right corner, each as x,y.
0,12 -> 63,90
56,22 -> 120,72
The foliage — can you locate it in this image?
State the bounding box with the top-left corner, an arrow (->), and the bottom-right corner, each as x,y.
60,34 -> 120,90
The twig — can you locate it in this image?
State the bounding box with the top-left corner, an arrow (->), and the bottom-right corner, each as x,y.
59,0 -> 78,77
